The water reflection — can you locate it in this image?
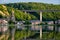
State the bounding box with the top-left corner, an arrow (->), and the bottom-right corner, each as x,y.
0,24 -> 60,40
16,24 -> 60,32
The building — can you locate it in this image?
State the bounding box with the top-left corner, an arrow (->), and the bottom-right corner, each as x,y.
44,21 -> 54,24
30,20 -> 54,30
16,20 -> 60,31
17,21 -> 25,30
55,19 -> 60,24
29,20 -> 40,25
0,19 -> 8,32
29,20 -> 40,30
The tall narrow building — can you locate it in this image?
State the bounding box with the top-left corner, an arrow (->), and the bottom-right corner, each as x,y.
11,9 -> 15,22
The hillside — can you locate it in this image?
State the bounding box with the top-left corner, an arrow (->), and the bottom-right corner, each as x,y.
5,2 -> 60,21
5,2 -> 60,10
7,7 -> 37,21
0,5 -> 37,21
0,5 -> 9,18
0,2 -> 60,21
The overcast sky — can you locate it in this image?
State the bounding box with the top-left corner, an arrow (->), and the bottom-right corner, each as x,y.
0,0 -> 60,4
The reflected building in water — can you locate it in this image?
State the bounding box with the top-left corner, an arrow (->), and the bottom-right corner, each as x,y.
0,19 -> 8,33
17,21 -> 25,30
29,20 -> 40,30
16,20 -> 60,32
29,20 -> 54,30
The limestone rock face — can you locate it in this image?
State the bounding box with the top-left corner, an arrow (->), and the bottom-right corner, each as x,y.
0,5 -> 9,17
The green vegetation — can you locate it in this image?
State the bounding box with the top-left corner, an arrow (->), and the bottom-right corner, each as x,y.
7,7 -> 37,21
5,2 -> 60,21
0,2 -> 60,40
0,5 -> 9,17
14,9 -> 37,21
15,30 -> 35,40
0,5 -> 9,19
0,2 -> 60,21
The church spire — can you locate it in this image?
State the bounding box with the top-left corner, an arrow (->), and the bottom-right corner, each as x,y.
11,9 -> 15,22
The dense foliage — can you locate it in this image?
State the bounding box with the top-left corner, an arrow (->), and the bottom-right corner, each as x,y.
7,7 -> 37,21
15,30 -> 35,40
0,5 -> 9,18
0,2 -> 60,20
0,2 -> 60,40
5,2 -> 60,21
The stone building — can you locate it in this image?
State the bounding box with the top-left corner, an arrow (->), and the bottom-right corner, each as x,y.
0,19 -> 8,32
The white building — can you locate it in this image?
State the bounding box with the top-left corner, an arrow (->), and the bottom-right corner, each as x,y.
17,21 -> 25,30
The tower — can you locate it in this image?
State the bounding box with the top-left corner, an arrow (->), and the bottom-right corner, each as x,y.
11,9 -> 15,22
11,9 -> 16,40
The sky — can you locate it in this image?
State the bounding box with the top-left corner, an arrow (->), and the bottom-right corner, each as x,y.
0,0 -> 60,4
